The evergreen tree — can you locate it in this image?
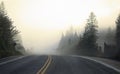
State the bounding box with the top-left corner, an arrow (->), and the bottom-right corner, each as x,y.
0,2 -> 20,58
105,27 -> 115,45
79,12 -> 98,56
116,14 -> 120,58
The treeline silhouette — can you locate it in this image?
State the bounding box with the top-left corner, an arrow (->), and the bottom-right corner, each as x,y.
0,2 -> 25,58
58,12 -> 120,61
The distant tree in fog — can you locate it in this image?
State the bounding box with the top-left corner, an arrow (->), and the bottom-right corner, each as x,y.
105,27 -> 115,44
58,26 -> 79,54
97,27 -> 116,53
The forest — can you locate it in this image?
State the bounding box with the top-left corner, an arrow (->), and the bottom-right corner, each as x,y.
58,12 -> 120,61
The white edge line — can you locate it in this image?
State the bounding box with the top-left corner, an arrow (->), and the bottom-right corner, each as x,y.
0,56 -> 27,65
71,55 -> 120,73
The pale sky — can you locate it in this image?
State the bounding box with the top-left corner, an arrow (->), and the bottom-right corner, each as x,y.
1,0 -> 120,54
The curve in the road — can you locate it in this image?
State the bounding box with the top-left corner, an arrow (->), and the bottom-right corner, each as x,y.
37,55 -> 52,74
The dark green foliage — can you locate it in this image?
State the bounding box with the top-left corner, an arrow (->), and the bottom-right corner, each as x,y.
78,12 -> 98,56
116,14 -> 120,58
0,2 -> 22,58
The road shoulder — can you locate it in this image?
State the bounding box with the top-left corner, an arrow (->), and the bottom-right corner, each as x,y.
71,55 -> 120,73
0,55 -> 27,65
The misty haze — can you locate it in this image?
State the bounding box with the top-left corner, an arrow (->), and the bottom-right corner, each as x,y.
0,0 -> 120,74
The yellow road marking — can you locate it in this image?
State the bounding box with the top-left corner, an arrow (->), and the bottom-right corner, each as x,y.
37,56 -> 52,74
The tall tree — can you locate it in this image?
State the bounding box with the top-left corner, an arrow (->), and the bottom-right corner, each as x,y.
0,2 -> 20,57
79,12 -> 98,56
116,14 -> 120,57
105,27 -> 115,45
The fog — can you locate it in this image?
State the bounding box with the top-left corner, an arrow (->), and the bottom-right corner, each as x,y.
1,0 -> 120,54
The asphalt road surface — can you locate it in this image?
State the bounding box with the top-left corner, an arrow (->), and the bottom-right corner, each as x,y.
0,55 -> 119,74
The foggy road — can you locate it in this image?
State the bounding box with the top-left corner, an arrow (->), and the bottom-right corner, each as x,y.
0,55 -> 119,74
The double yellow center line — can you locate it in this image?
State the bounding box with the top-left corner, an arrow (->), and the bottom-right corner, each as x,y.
37,56 -> 52,74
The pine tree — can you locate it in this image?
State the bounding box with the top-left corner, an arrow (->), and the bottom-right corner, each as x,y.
79,12 -> 98,56
116,14 -> 120,58
0,2 -> 20,58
